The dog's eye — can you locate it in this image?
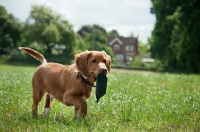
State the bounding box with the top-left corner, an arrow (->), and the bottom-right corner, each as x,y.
103,59 -> 106,64
92,59 -> 96,63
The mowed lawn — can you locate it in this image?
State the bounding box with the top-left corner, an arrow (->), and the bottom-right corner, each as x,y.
0,64 -> 200,131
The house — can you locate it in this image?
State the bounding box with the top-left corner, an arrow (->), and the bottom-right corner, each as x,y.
107,36 -> 138,65
54,44 -> 66,54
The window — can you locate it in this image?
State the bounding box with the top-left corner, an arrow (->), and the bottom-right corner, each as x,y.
125,45 -> 133,51
116,54 -> 124,61
116,54 -> 124,64
114,44 -> 120,50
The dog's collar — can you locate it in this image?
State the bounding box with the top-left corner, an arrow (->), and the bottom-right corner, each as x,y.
77,72 -> 96,87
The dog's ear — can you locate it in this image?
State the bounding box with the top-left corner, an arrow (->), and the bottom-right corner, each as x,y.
75,50 -> 89,74
102,51 -> 111,72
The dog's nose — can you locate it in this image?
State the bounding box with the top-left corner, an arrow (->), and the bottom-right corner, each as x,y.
100,68 -> 107,74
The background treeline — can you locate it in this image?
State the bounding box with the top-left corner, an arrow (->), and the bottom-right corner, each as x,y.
149,0 -> 200,73
0,5 -> 149,67
0,5 -> 117,65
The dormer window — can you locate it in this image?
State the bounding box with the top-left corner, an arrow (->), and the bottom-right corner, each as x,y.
114,45 -> 120,50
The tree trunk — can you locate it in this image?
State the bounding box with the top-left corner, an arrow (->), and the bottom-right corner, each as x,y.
45,43 -> 52,56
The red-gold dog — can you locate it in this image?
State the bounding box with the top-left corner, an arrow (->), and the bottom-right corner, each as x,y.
19,47 -> 111,118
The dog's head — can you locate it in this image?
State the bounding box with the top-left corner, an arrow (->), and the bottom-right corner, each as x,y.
75,50 -> 111,76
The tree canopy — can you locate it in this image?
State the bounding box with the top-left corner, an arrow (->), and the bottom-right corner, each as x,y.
77,25 -> 114,59
107,29 -> 120,37
22,5 -> 76,57
0,5 -> 124,64
149,0 -> 200,73
0,5 -> 20,54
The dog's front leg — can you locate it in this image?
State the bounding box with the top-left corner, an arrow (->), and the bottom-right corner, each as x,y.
63,94 -> 87,119
74,100 -> 87,119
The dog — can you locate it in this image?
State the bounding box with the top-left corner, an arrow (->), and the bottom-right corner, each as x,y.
19,47 -> 111,118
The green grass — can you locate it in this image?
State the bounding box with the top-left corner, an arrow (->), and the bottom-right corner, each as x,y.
0,64 -> 200,131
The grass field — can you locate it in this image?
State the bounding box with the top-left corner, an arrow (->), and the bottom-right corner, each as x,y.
0,64 -> 200,131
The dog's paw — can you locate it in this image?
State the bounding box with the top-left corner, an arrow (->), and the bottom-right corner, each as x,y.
79,100 -> 87,115
43,108 -> 51,116
73,101 -> 87,119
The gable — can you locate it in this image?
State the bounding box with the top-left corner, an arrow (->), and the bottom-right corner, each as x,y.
109,37 -> 123,46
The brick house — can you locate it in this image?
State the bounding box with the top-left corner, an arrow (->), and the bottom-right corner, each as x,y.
107,36 -> 138,65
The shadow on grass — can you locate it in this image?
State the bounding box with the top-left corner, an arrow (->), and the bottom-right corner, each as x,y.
18,111 -> 92,128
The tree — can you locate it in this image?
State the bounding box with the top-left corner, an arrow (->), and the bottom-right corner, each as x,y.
51,19 -> 76,57
23,5 -> 75,57
149,0 -> 180,60
170,1 -> 200,73
149,0 -> 200,73
107,29 -> 120,37
0,5 -> 20,54
138,41 -> 149,55
77,25 -> 114,59
41,24 -> 60,54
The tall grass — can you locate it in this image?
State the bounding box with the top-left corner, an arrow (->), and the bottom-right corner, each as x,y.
0,64 -> 200,131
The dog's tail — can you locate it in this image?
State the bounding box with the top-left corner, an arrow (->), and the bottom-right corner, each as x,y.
18,47 -> 47,64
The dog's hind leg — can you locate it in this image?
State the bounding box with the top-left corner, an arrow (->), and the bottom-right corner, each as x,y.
43,93 -> 54,116
32,88 -> 45,116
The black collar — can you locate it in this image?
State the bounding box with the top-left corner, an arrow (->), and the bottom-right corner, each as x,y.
77,72 -> 96,87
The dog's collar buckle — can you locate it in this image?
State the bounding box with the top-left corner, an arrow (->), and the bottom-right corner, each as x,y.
77,72 -> 96,87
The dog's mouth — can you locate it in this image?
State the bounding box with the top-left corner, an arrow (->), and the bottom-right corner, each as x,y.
91,70 -> 107,76
91,72 -> 98,80
91,72 -> 97,76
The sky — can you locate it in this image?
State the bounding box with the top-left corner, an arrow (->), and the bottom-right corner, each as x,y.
0,0 -> 155,43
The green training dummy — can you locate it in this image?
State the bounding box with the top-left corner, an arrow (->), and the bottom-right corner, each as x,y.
96,74 -> 108,103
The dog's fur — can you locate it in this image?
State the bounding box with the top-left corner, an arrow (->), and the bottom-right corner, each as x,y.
19,47 -> 111,118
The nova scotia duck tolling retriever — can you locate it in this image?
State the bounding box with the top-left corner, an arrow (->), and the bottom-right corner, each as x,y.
18,47 -> 111,119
